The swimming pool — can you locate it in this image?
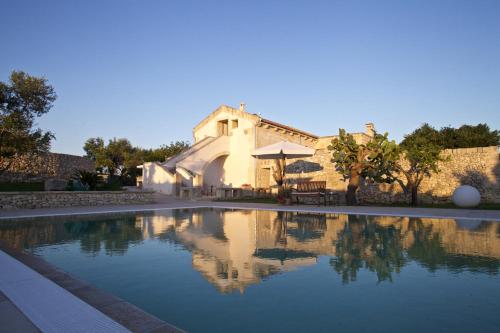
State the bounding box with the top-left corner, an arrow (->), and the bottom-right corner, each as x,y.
1,208 -> 499,332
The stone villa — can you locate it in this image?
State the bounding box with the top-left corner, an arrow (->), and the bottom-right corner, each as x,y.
140,103 -> 375,197
140,103 -> 499,204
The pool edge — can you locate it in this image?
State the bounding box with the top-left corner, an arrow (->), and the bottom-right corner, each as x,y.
0,240 -> 187,333
1,202 -> 499,221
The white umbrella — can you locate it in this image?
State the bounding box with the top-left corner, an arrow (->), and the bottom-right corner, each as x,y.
252,141 -> 315,187
252,141 -> 315,159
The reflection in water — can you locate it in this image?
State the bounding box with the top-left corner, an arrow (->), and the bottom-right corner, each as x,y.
0,209 -> 499,293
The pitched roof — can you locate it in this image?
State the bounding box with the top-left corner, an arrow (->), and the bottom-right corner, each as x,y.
192,104 -> 318,139
259,117 -> 318,139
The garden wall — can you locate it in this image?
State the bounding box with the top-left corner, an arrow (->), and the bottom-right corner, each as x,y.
0,191 -> 155,209
286,145 -> 500,204
0,153 -> 95,183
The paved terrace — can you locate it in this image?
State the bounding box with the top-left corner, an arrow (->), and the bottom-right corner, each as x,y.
1,195 -> 500,221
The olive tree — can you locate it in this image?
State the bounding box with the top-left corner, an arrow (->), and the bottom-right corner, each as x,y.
328,129 -> 399,205
396,124 -> 445,206
0,71 -> 56,175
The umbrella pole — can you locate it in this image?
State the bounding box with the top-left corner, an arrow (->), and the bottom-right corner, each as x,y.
282,156 -> 287,189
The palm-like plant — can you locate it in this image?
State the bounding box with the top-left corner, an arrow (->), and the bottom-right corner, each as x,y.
72,169 -> 100,190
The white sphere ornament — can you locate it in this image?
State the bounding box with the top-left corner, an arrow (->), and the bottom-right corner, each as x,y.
452,185 -> 481,208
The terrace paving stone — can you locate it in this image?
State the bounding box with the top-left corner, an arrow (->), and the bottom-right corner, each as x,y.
0,300 -> 41,333
149,323 -> 187,333
9,251 -> 59,276
0,250 -> 130,333
0,196 -> 499,221
100,301 -> 168,333
71,285 -> 123,308
45,270 -> 90,291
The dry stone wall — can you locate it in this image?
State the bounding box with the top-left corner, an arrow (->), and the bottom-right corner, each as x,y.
0,191 -> 155,209
358,146 -> 500,204
0,153 -> 94,183
258,142 -> 499,204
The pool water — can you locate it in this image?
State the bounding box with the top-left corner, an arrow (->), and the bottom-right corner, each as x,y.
0,208 -> 499,333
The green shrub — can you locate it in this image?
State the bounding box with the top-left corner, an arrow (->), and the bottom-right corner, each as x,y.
0,182 -> 45,192
71,169 -> 101,190
97,178 -> 123,191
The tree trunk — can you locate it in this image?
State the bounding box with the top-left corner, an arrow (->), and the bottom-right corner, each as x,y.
410,184 -> 418,206
346,172 -> 360,205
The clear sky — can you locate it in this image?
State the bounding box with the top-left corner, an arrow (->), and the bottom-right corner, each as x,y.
1,0 -> 499,155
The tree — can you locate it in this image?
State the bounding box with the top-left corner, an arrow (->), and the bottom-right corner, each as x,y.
83,137 -> 109,172
105,138 -> 134,176
438,124 -> 499,148
396,131 -> 444,206
142,141 -> 190,162
158,141 -> 190,160
83,138 -> 190,183
328,129 -> 399,205
407,123 -> 500,149
0,71 -> 56,175
272,158 -> 285,187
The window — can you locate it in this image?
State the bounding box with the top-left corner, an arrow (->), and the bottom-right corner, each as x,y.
217,120 -> 228,136
231,119 -> 239,129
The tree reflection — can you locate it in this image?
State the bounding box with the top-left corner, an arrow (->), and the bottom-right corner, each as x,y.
407,219 -> 500,274
0,209 -> 498,291
0,214 -> 144,255
329,216 -> 499,284
63,218 -> 143,255
330,215 -> 406,283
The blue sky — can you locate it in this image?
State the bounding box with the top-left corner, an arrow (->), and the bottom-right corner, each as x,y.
1,0 -> 499,154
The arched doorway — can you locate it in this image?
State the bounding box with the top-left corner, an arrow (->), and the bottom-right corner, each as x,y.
202,155 -> 228,195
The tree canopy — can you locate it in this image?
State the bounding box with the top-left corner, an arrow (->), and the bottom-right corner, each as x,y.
395,123 -> 499,205
401,123 -> 500,149
396,126 -> 444,205
0,71 -> 56,174
83,138 -> 189,181
328,129 -> 399,205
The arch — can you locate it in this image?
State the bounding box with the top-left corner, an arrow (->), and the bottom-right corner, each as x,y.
202,153 -> 230,194
176,135 -> 231,176
200,151 -> 230,175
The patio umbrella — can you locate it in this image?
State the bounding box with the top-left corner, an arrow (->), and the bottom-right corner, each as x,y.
252,141 -> 315,159
252,141 -> 315,186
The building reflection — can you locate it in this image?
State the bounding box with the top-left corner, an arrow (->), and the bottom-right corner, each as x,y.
135,209 -> 500,292
0,209 -> 498,293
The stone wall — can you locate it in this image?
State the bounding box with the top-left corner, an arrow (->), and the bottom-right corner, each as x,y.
0,153 -> 95,183
358,146 -> 500,204
254,126 -> 373,190
255,126 -> 318,188
0,191 -> 155,209
280,146 -> 499,204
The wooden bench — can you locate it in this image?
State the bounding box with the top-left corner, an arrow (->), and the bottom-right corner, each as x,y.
291,181 -> 327,205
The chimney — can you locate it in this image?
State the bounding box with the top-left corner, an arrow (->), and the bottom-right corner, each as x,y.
365,123 -> 375,137
239,102 -> 246,112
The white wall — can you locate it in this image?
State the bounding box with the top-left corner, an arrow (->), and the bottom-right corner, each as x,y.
194,108 -> 256,187
203,155 -> 227,193
142,162 -> 176,194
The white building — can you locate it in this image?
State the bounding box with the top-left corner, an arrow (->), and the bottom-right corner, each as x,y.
140,103 -> 374,196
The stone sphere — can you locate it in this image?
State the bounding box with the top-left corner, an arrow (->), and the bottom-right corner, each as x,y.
452,185 -> 481,207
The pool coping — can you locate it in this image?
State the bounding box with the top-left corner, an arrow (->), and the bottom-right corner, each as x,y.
1,201 -> 499,221
0,241 -> 186,333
